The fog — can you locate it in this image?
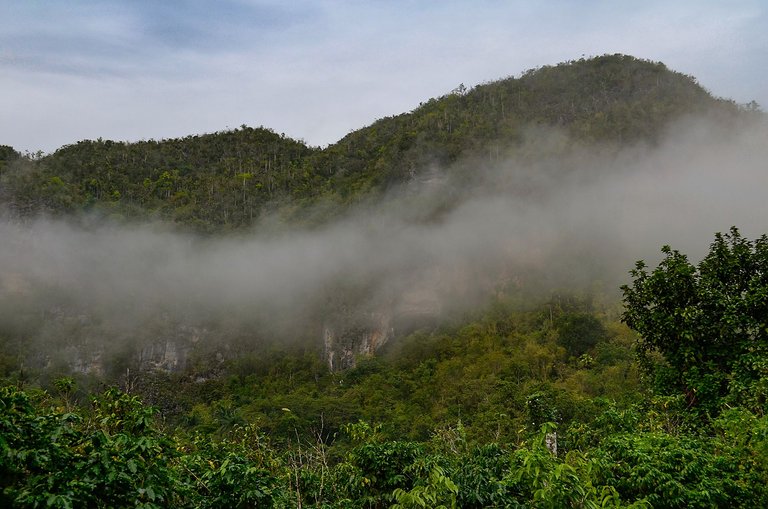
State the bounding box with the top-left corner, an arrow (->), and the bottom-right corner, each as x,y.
1,114 -> 767,369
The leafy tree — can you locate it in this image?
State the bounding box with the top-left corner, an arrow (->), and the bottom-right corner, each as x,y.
622,227 -> 768,413
502,423 -> 641,509
0,145 -> 20,177
555,312 -> 607,357
1,386 -> 182,508
341,421 -> 424,506
178,425 -> 283,509
597,431 -> 764,507
391,465 -> 458,509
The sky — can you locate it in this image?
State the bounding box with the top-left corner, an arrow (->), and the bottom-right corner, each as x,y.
1,0 -> 766,155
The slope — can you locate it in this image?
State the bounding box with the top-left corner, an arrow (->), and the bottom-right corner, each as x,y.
0,54 -> 746,230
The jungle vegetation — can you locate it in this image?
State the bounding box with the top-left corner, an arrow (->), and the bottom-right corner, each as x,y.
0,55 -> 752,230
4,233 -> 768,507
2,55 -> 768,507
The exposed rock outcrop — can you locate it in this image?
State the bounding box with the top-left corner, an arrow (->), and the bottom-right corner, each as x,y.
323,312 -> 393,371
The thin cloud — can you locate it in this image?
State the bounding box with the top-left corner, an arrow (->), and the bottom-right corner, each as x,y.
2,115 -> 766,371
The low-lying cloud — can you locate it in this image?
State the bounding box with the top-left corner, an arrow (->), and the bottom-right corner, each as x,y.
1,113 -> 766,370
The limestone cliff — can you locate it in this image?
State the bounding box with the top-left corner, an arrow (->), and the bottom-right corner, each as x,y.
323,312 -> 393,371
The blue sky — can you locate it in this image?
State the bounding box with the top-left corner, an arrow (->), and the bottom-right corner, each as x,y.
1,0 -> 766,154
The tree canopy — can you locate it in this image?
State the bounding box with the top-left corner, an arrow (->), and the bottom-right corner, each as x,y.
0,55 -> 750,230
622,227 -> 768,414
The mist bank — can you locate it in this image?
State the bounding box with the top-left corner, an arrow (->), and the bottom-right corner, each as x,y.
1,114 -> 766,372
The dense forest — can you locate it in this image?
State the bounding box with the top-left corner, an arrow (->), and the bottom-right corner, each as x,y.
2,55 -> 768,507
0,54 -> 750,230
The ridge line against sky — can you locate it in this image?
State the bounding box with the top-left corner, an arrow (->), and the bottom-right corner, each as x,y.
1,0 -> 766,155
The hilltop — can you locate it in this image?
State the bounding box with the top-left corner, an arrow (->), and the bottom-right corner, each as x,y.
0,54 -> 748,230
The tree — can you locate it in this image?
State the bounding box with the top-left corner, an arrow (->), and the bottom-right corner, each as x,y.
555,312 -> 607,357
0,386 -> 182,508
0,145 -> 20,177
621,227 -> 768,413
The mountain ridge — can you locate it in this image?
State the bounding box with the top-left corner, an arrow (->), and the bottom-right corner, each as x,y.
0,54 -> 752,230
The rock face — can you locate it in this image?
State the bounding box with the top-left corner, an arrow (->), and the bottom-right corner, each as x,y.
138,338 -> 189,372
68,347 -> 105,376
56,327 -> 202,376
323,312 -> 393,371
392,284 -> 442,335
25,305 -> 212,377
3,264 -> 458,377
321,277 -> 444,371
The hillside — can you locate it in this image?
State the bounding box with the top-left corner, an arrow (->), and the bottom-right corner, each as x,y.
0,127 -> 319,230
0,55 -> 746,230
0,53 -> 763,380
319,54 -> 737,194
2,54 -> 768,508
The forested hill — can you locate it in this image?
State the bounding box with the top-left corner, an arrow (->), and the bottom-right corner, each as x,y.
0,127 -> 319,230
0,55 -> 748,229
4,55 -> 768,508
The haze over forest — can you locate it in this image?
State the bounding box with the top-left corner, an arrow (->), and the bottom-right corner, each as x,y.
1,56 -> 766,366
3,53 -> 768,508
1,112 -> 767,336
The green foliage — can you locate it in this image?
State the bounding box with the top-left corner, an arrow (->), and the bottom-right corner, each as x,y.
622,227 -> 768,413
4,375 -> 768,507
597,431 -> 765,507
713,408 -> 768,477
391,465 -> 458,509
450,443 -> 509,508
1,385 -> 180,508
1,56 -> 746,229
178,425 -> 282,508
525,392 -> 561,429
0,295 -> 670,506
341,422 -> 424,504
555,312 -> 607,357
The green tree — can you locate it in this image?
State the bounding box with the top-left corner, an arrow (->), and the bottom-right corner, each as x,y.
555,312 -> 607,357
0,386 -> 182,508
621,227 -> 768,413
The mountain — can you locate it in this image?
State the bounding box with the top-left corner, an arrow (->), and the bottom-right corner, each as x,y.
1,127 -> 318,230
0,53 -> 762,380
3,54 -> 768,509
0,55 -> 747,230
317,53 -> 739,194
